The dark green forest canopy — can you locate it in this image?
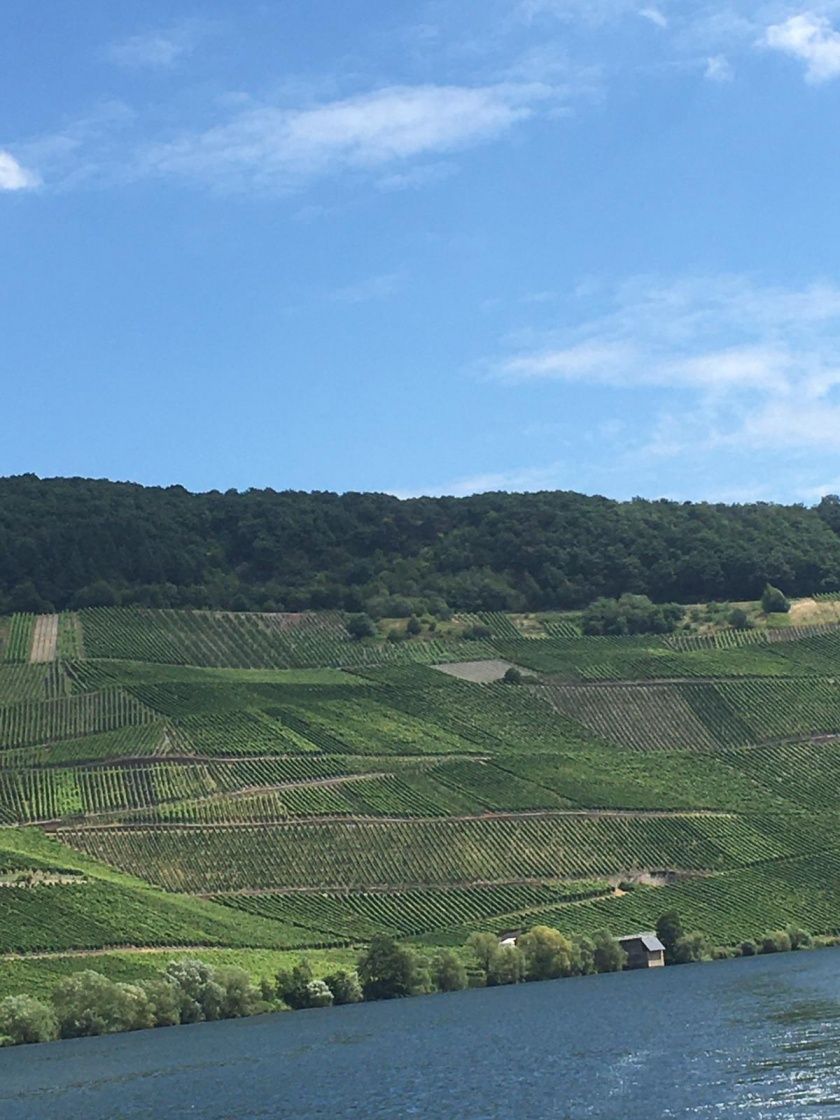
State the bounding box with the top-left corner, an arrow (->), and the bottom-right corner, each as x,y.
3,475 -> 840,614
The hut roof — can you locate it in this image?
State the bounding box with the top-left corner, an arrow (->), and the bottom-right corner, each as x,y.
618,932 -> 665,953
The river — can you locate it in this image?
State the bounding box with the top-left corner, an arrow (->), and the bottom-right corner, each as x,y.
1,949 -> 839,1119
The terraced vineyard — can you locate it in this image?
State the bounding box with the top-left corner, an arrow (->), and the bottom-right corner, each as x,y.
60,812 -> 793,892
0,606 -> 839,997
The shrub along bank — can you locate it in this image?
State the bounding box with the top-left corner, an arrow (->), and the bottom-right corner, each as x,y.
0,913 -> 828,1048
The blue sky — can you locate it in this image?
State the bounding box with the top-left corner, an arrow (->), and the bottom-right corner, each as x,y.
3,1 -> 840,502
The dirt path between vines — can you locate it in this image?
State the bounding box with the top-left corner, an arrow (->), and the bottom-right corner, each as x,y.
58,808 -> 733,832
29,614 -> 59,663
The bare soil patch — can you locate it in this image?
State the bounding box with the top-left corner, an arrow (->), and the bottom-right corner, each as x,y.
433,659 -> 521,683
788,598 -> 840,626
29,614 -> 59,663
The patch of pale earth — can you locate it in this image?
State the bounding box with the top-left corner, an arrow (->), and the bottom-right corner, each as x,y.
29,614 -> 59,663
788,598 -> 840,625
0,871 -> 86,887
607,869 -> 712,890
511,614 -> 548,636
434,659 -> 522,683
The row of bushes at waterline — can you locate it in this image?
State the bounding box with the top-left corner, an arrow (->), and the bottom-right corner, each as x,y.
0,959 -> 261,1046
0,917 -> 825,1047
653,910 -> 814,964
0,926 -> 629,1046
284,927 -> 630,1007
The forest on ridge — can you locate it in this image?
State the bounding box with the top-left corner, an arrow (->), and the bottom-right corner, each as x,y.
4,474 -> 840,615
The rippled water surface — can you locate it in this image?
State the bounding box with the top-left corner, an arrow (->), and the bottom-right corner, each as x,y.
2,949 -> 839,1119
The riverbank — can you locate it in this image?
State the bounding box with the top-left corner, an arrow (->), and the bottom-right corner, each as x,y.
2,947 -> 839,1120
2,915 -> 836,1048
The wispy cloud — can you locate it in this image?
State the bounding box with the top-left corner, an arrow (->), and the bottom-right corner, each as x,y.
763,12 -> 840,82
107,21 -> 209,69
704,54 -> 734,81
491,275 -> 840,456
376,161 -> 454,192
394,460 -> 570,499
639,7 -> 668,30
330,272 -> 404,304
737,399 -> 840,448
10,102 -> 136,192
516,1 -> 840,88
0,150 -> 39,191
13,79 -> 564,195
139,82 -> 557,192
518,0 -> 651,24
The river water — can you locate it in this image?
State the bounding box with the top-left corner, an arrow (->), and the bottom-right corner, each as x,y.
1,949 -> 839,1119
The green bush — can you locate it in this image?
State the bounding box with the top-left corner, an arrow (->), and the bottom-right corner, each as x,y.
52,970 -> 153,1038
518,925 -> 575,980
786,926 -> 813,950
216,967 -> 259,1018
303,980 -> 334,1008
671,932 -> 710,964
0,994 -> 57,1046
592,930 -> 627,973
761,584 -> 790,614
139,977 -> 182,1027
467,932 -> 500,973
164,959 -> 225,1023
760,931 -> 793,954
323,970 -> 363,1005
728,607 -> 752,629
275,959 -> 315,1009
582,594 -> 684,637
656,911 -> 685,964
432,950 -> 468,992
462,624 -> 492,641
346,614 -> 376,640
572,935 -> 596,975
358,936 -> 429,1001
487,945 -> 526,986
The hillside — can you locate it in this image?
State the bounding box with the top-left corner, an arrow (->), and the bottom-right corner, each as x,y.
1,605 -> 839,997
4,476 -> 840,615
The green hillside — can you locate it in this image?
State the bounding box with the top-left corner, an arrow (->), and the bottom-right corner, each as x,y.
0,605 -> 839,997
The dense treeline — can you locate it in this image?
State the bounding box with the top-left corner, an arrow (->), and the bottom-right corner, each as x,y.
3,475 -> 840,615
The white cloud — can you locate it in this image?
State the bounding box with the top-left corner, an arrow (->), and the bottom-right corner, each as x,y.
518,0 -> 647,23
8,75 -> 569,196
491,275 -> 840,457
704,54 -> 734,81
7,102 -> 136,192
140,82 -> 555,191
0,150 -> 39,190
108,22 -> 207,68
500,341 -> 635,381
397,460 -> 570,498
330,272 -> 403,304
497,277 -> 840,386
639,7 -> 668,29
377,161 -> 454,191
763,12 -> 840,82
501,339 -> 791,394
738,399 -> 840,448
